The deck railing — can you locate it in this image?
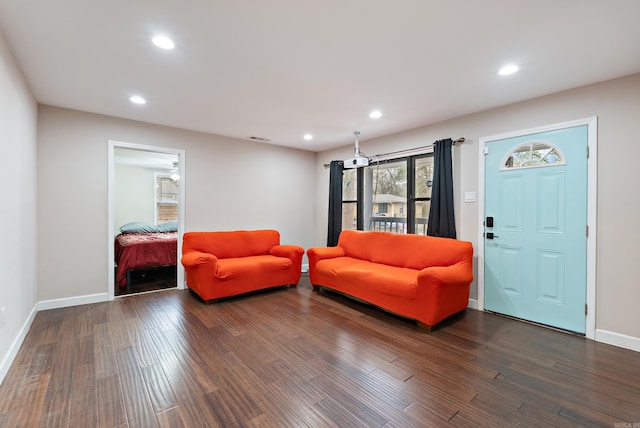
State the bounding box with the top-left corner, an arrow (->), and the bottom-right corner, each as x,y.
370,216 -> 429,235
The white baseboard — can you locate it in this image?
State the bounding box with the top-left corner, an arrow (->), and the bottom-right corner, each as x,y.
595,329 -> 640,353
467,298 -> 478,310
0,303 -> 38,386
302,264 -> 309,273
37,292 -> 109,311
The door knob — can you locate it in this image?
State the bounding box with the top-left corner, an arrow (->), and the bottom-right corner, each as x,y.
486,232 -> 499,239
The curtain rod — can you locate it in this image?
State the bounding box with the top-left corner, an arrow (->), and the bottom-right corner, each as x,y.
323,137 -> 465,168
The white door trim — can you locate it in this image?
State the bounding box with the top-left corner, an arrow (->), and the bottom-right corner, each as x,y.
107,140 -> 186,300
477,117 -> 597,339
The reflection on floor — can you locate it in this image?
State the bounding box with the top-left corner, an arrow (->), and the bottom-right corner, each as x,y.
115,265 -> 177,296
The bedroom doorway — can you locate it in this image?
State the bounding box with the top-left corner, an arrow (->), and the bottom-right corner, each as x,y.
108,141 -> 186,300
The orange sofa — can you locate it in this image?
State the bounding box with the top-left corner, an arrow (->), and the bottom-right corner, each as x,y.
181,230 -> 304,302
307,230 -> 473,330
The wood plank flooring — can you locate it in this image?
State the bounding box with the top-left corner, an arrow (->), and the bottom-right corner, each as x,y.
1,273 -> 639,427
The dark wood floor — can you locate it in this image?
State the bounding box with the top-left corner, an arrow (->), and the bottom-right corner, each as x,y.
1,274 -> 639,427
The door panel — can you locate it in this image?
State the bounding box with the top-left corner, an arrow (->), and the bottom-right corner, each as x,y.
484,125 -> 587,334
537,249 -> 564,303
537,172 -> 565,233
499,246 -> 523,295
501,176 -> 523,230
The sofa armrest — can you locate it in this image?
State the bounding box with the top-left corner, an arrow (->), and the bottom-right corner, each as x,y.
416,264 -> 474,326
306,246 -> 346,284
181,251 -> 217,267
307,246 -> 345,266
270,244 -> 304,260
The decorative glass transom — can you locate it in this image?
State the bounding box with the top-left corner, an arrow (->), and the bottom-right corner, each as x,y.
501,140 -> 566,170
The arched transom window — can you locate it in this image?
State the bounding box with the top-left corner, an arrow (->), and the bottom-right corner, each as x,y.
501,140 -> 566,170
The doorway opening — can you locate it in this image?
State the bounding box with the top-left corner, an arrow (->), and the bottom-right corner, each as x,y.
107,141 -> 185,299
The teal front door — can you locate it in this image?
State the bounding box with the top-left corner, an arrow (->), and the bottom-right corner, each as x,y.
484,125 -> 588,334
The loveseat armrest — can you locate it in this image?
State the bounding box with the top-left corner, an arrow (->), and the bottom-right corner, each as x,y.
270,244 -> 304,260
270,245 -> 305,281
416,264 -> 474,327
181,251 -> 219,297
181,251 -> 217,267
268,245 -> 304,286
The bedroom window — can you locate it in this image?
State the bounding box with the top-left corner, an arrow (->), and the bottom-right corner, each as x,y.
155,173 -> 178,224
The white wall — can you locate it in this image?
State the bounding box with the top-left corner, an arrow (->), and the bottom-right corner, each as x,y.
114,164 -> 155,231
315,73 -> 640,342
37,106 -> 316,302
0,32 -> 37,382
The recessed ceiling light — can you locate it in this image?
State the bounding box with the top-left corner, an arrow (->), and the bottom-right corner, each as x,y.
129,95 -> 146,104
369,110 -> 383,119
303,134 -> 313,140
152,35 -> 175,50
498,64 -> 519,76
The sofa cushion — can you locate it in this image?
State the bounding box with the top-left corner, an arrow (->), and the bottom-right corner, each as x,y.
338,230 -> 471,270
316,257 -> 418,299
215,255 -> 292,280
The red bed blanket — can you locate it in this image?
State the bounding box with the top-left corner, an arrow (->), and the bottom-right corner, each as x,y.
114,232 -> 178,288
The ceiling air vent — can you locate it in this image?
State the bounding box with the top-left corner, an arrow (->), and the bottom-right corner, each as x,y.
247,136 -> 271,142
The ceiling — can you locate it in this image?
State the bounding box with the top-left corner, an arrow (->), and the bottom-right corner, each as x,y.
1,1 -> 639,152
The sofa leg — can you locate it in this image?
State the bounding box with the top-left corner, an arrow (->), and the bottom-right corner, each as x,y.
312,285 -> 319,292
417,321 -> 432,332
289,284 -> 297,288
187,289 -> 218,304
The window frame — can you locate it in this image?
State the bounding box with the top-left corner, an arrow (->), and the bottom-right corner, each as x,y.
500,140 -> 566,170
154,172 -> 179,225
342,152 -> 434,235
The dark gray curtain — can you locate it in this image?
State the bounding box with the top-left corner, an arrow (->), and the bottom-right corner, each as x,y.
427,138 -> 456,239
327,161 -> 343,246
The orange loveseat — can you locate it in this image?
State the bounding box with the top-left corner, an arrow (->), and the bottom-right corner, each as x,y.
307,230 -> 473,330
181,230 -> 304,302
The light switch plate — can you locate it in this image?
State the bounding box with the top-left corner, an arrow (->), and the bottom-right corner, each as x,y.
464,191 -> 476,203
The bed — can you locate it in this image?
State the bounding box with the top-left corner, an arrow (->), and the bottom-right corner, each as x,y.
114,222 -> 178,290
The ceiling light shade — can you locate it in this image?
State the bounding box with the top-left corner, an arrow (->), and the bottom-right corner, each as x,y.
303,134 -> 313,140
369,110 -> 383,119
498,64 -> 519,76
152,35 -> 175,50
129,95 -> 146,104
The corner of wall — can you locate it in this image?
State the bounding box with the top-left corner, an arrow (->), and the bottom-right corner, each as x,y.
0,303 -> 38,386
